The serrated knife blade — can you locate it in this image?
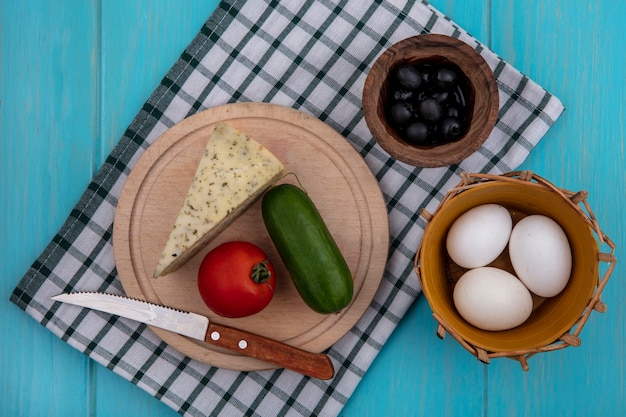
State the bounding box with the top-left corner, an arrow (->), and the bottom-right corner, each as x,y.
51,292 -> 334,380
51,292 -> 209,339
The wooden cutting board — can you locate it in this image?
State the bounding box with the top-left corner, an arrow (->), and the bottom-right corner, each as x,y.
113,102 -> 389,371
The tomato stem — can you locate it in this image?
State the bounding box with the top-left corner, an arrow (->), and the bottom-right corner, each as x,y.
251,259 -> 272,284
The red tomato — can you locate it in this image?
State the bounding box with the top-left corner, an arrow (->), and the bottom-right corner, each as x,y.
198,241 -> 276,318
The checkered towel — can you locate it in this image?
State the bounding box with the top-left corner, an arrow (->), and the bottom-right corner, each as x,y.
11,1 -> 564,416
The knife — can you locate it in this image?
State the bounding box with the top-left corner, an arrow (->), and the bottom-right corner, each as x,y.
51,292 -> 334,380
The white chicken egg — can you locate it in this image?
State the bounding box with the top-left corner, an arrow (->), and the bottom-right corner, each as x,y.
453,267 -> 533,331
446,204 -> 512,269
509,215 -> 572,297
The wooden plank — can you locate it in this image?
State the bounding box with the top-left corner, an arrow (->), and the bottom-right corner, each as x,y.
0,1 -> 98,416
431,0 -> 492,42
343,300 -> 488,416
98,0 -> 221,165
490,0 -> 626,415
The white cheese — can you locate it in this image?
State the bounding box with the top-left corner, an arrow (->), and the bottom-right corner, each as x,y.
153,122 -> 284,277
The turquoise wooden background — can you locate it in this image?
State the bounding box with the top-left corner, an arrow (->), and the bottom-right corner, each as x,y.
1,1 -> 624,416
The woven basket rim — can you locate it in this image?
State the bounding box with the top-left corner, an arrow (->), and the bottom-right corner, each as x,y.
415,170 -> 617,371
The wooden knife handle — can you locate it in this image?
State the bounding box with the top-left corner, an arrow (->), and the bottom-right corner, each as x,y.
205,322 -> 334,380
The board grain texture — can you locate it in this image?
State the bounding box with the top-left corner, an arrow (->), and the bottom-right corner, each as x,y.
1,1 -> 624,416
114,102 -> 388,371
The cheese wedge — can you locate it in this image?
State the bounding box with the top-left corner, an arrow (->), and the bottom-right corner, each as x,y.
153,122 -> 284,278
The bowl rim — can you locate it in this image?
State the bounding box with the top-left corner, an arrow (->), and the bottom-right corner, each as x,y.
363,34 -> 499,167
416,172 -> 607,354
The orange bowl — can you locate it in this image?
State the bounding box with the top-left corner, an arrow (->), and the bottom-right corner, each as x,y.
415,172 -> 611,364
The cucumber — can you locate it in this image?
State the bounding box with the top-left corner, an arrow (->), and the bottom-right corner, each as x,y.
261,183 -> 353,314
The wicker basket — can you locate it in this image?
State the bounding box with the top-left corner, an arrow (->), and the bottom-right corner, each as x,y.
415,171 -> 616,370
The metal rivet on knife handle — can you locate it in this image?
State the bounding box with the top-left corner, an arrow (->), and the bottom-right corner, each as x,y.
205,322 -> 334,380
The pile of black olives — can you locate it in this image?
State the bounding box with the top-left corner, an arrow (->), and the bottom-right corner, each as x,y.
386,62 -> 470,145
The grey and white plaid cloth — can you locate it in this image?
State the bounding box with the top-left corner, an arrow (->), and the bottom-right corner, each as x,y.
11,1 -> 564,416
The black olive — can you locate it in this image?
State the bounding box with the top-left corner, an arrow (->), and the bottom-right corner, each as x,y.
447,105 -> 461,119
383,60 -> 470,146
418,98 -> 444,123
440,117 -> 463,142
432,90 -> 451,104
453,85 -> 466,107
392,89 -> 414,102
404,122 -> 429,144
394,65 -> 422,91
388,101 -> 413,126
436,67 -> 458,88
415,63 -> 433,84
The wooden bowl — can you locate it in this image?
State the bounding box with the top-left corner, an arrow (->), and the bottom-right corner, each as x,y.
363,34 -> 499,167
415,172 -> 616,370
